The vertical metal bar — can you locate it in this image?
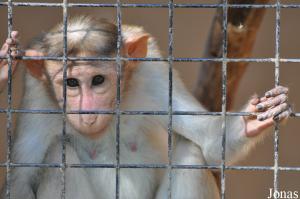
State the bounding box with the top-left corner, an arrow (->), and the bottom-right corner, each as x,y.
61,0 -> 68,198
167,0 -> 174,198
273,0 -> 281,192
221,0 -> 228,199
5,0 -> 13,198
116,0 -> 122,198
0,1 -> 291,199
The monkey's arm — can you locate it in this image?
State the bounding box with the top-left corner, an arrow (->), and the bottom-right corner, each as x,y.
124,26 -> 290,164
0,31 -> 20,92
134,62 -> 289,165
7,74 -> 63,198
171,85 -> 290,165
37,142 -> 97,199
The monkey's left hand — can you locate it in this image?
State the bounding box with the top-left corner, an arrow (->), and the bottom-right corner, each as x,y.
243,86 -> 291,137
0,31 -> 22,91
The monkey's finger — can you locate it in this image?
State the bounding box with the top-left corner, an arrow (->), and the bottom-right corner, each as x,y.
10,31 -> 20,48
250,95 -> 268,108
256,94 -> 287,111
1,32 -> 19,55
0,59 -> 8,67
8,35 -> 22,59
265,86 -> 289,98
0,43 -> 9,54
5,38 -> 15,46
250,95 -> 260,105
0,44 -> 8,67
256,96 -> 268,105
257,103 -> 289,121
11,49 -> 24,58
251,96 -> 271,112
273,108 -> 291,122
11,51 -> 18,57
4,39 -> 17,57
6,32 -> 19,46
11,31 -> 19,40
5,39 -> 20,57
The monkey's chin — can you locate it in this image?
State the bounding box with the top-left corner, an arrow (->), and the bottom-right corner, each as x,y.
71,121 -> 110,140
81,131 -> 105,139
68,115 -> 113,139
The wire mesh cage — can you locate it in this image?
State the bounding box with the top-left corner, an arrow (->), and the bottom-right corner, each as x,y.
0,1 -> 300,199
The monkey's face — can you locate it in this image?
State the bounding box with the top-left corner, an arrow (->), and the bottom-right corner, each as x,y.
48,61 -> 117,138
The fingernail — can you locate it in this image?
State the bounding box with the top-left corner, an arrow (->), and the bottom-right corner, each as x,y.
251,97 -> 259,105
11,31 -> 18,37
256,104 -> 264,111
257,115 -> 264,121
273,116 -> 279,121
265,92 -> 271,97
6,38 -> 12,44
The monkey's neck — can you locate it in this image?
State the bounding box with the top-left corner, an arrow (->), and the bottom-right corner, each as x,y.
64,120 -> 140,162
65,122 -> 115,160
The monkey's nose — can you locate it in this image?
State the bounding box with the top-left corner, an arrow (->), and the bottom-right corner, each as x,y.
81,115 -> 97,126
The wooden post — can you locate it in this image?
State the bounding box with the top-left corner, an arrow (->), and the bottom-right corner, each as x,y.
194,0 -> 270,111
193,0 -> 271,189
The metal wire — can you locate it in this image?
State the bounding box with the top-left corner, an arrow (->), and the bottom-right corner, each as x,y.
167,0 -> 174,198
3,56 -> 300,63
1,2 -> 300,9
1,1 -> 299,199
273,0 -> 281,193
60,0 -> 68,198
2,108 -> 300,117
5,1 -> 13,198
220,0 -> 228,198
115,0 -> 122,198
0,163 -> 299,171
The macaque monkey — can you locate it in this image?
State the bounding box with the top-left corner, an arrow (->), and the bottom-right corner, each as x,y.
0,16 -> 291,199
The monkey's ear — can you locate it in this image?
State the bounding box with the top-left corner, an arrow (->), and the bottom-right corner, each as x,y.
124,34 -> 149,59
24,50 -> 47,81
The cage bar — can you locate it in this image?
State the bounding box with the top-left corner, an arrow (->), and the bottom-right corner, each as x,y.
115,0 -> 122,198
5,1 -> 13,198
60,0 -> 69,198
1,2 -> 300,9
167,0 -> 174,198
220,0 -> 228,198
273,0 -> 281,193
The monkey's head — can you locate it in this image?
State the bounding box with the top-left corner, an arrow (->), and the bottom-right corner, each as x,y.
24,16 -> 149,139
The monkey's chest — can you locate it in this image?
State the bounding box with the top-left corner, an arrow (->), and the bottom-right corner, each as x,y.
85,166 -> 157,199
75,141 -> 161,199
86,159 -> 158,198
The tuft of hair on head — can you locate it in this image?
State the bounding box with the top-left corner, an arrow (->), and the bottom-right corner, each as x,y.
29,15 -> 118,58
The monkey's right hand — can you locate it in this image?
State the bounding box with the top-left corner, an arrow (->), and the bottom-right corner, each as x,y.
0,31 -> 22,88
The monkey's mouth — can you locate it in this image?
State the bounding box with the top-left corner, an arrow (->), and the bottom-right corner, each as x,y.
81,115 -> 97,126
83,120 -> 96,126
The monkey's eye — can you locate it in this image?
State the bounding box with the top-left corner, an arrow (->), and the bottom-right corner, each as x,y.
92,75 -> 105,86
66,78 -> 80,88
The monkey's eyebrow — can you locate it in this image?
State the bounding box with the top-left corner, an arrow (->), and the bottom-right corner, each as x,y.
51,68 -> 64,81
50,61 -> 77,80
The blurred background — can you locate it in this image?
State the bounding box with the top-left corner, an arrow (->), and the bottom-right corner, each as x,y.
0,0 -> 300,198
